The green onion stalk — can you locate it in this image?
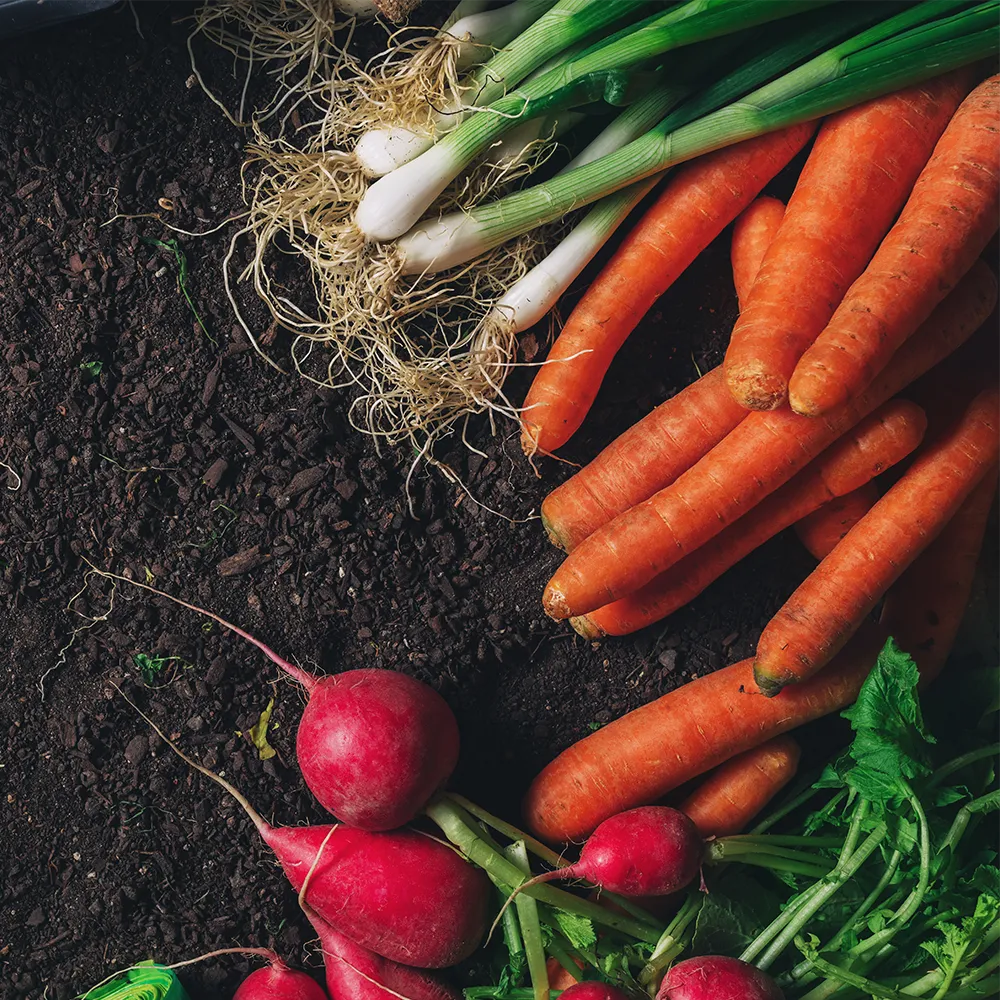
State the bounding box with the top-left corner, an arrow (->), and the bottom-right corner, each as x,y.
354,0 -> 649,176
483,0 -> 894,337
357,0 -> 825,239
396,0 -> 998,274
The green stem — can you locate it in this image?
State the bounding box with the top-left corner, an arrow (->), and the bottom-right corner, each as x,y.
848,789 -> 931,962
794,936 -> 912,1000
721,834 -> 845,849
788,854 -> 905,985
708,839 -> 832,866
939,788 -> 1000,856
425,798 -> 663,944
750,783 -> 832,835
639,895 -> 703,992
928,744 -> 1000,788
756,823 -> 888,970
721,854 -> 832,880
500,887 -> 528,987
507,841 -> 549,1000
545,935 -> 584,979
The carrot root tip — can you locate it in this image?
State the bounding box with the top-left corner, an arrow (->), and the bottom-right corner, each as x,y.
570,615 -> 603,640
726,368 -> 787,411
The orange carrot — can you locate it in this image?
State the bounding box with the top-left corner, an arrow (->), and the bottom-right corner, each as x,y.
753,386 -> 1000,697
790,76 -> 1000,417
723,70 -> 974,411
524,621 -> 888,843
881,468 -> 998,681
794,482 -> 881,560
679,736 -> 800,839
572,399 -> 927,638
546,957 -> 581,990
542,261 -> 997,621
541,366 -> 747,551
731,196 -> 785,311
519,123 -> 816,455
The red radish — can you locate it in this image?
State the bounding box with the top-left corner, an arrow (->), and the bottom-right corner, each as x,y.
310,911 -> 460,1000
233,956 -> 328,1000
534,806 -> 703,896
493,806 -> 701,934
126,697 -> 489,969
89,567 -> 458,831
658,956 -> 784,1000
557,985 -> 631,1000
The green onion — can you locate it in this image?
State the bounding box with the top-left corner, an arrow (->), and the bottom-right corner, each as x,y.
486,1 -> 898,334
355,0 -> 648,176
357,0 -> 825,239
399,0 -> 998,273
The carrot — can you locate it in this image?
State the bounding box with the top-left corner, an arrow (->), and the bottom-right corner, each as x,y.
519,123 -> 816,455
723,70 -> 975,411
753,386 -> 1000,697
541,366 -> 747,551
794,482 -> 881,560
524,621 -> 888,843
790,76 -> 1000,417
880,468 -> 998,681
547,957 -> 581,990
731,196 -> 785,311
542,261 -> 997,621
572,399 -> 927,638
679,736 -> 800,839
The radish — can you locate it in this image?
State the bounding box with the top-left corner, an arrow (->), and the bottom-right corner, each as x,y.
515,806 -> 701,896
91,568 -> 459,831
658,956 -> 784,1000
127,696 -> 490,969
556,985 -> 631,1000
492,806 -> 701,938
309,911 -> 460,1000
233,954 -> 329,999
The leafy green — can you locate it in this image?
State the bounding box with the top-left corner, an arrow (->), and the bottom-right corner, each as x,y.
690,872 -> 782,957
80,360 -> 104,378
549,910 -> 596,951
244,697 -> 277,760
841,639 -> 935,807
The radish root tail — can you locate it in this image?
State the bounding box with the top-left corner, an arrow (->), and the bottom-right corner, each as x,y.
115,683 -> 270,836
82,559 -> 318,691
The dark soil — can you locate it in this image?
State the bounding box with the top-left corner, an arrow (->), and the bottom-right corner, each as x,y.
0,5 -> 996,998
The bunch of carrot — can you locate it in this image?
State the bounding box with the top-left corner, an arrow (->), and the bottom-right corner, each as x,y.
522,71 -> 1000,841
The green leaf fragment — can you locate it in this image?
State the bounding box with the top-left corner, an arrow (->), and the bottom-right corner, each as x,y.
245,697 -> 277,760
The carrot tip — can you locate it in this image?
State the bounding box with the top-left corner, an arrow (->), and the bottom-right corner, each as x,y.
726,368 -> 787,411
520,421 -> 541,457
570,615 -> 602,640
540,508 -> 569,552
752,663 -> 789,698
542,586 -> 571,621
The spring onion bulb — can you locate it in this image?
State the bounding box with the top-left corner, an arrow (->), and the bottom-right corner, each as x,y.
484,110 -> 585,168
354,0 -> 650,177
333,0 -> 380,17
397,0 -> 999,273
356,0 -> 565,175
357,0 -> 825,240
451,0 -> 560,72
441,0 -> 493,33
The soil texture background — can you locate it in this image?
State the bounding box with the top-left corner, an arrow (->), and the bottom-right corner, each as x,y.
0,4 -> 996,998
